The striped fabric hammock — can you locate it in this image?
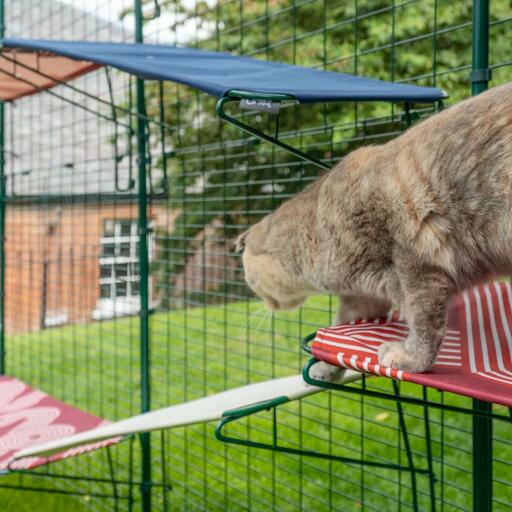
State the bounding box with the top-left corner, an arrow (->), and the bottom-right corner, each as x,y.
310,281 -> 512,407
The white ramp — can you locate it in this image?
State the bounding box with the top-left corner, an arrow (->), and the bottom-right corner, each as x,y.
13,369 -> 360,461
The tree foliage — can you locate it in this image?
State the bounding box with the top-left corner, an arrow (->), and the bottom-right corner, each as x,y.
129,0 -> 512,303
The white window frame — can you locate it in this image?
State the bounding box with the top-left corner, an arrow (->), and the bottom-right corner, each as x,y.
93,219 -> 153,320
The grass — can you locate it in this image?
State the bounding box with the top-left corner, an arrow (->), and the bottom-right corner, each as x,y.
0,296 -> 511,511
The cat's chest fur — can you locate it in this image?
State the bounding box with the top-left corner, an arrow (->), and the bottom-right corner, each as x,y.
312,187 -> 395,300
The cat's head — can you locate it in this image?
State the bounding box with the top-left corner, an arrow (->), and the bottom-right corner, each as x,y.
235,215 -> 314,312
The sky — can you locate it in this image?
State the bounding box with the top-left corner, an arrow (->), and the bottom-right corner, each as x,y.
58,0 -> 213,43
59,0 -> 132,26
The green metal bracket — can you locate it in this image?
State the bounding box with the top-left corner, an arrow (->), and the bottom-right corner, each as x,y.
226,90 -> 294,101
301,358 -> 436,511
221,395 -> 290,418
215,394 -> 430,475
216,92 -> 440,171
215,92 -> 331,170
300,331 -> 316,354
302,355 -> 511,423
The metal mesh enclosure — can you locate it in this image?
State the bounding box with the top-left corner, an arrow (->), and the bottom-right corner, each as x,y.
0,1 -> 511,511
1,1 -> 142,510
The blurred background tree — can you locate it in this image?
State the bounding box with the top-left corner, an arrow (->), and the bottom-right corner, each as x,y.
122,0 -> 511,306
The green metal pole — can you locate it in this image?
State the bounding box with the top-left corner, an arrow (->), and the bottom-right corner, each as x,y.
215,94 -> 331,170
0,0 -> 6,376
471,2 -> 492,512
134,1 -> 152,510
471,0 -> 491,95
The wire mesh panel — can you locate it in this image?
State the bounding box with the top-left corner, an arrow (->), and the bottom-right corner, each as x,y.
0,1 -> 511,511
1,1 -> 142,510
146,2 -> 512,511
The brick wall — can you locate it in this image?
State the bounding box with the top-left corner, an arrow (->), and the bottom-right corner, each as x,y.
5,201 -> 168,333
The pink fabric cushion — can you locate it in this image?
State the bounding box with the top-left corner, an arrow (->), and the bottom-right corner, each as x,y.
0,376 -> 120,471
311,282 -> 512,407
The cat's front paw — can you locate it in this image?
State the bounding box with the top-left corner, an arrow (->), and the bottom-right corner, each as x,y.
378,342 -> 428,373
309,361 -> 346,383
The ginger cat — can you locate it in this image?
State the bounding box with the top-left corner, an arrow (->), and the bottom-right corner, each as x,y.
236,83 -> 512,373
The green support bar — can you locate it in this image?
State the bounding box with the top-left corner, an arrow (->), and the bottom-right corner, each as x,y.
215,395 -> 431,477
471,0 -> 491,95
471,2 -> 492,511
0,0 -> 5,376
302,351 -> 511,423
215,92 -> 331,170
134,1 -> 152,511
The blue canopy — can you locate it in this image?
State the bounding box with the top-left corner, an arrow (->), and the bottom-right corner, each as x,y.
0,38 -> 445,103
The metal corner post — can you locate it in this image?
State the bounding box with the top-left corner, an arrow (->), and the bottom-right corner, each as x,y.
471,2 -> 492,512
471,0 -> 490,96
134,1 -> 152,510
0,0 -> 6,376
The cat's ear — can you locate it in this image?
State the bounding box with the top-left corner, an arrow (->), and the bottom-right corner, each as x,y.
234,229 -> 250,253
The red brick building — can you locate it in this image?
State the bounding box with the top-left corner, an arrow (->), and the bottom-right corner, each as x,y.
5,199 -> 169,333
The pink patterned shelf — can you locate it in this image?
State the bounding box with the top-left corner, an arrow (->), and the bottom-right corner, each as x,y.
0,376 -> 121,471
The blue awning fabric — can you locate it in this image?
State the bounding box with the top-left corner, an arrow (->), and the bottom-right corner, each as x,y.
0,38 -> 445,103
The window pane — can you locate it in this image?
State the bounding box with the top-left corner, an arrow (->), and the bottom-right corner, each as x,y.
129,263 -> 139,277
115,263 -> 128,279
100,284 -> 111,298
116,282 -> 127,297
119,220 -> 133,237
119,242 -> 131,257
131,280 -> 140,296
100,265 -> 111,279
103,219 -> 115,237
102,243 -> 116,257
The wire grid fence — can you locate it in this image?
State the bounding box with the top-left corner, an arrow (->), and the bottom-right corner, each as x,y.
1,0 -> 141,510
0,0 -> 511,511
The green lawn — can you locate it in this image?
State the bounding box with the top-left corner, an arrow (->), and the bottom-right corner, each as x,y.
0,297 -> 510,511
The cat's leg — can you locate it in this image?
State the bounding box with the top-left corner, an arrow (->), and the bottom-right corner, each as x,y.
337,295 -> 392,324
378,265 -> 453,373
310,295 -> 392,383
309,361 -> 346,382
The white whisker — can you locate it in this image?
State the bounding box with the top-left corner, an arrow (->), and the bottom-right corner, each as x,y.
239,305 -> 265,331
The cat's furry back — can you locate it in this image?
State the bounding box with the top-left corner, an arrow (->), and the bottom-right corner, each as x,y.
238,83 -> 512,372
